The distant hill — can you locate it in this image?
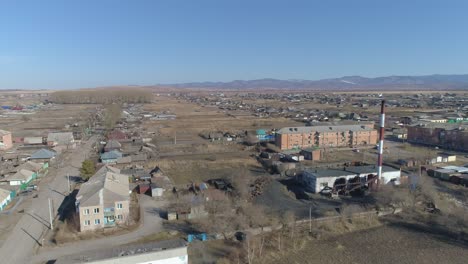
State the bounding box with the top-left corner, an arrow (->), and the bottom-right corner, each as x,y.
162,74 -> 468,91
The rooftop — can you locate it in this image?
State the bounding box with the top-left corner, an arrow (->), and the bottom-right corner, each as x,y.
0,188 -> 11,203
0,130 -> 11,136
55,239 -> 187,264
76,166 -> 130,207
30,149 -> 56,160
409,122 -> 468,130
7,169 -> 34,181
304,165 -> 399,178
47,132 -> 74,145
277,125 -> 375,134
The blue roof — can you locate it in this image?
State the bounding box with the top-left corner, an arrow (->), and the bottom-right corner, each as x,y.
256,129 -> 267,135
100,150 -> 123,160
30,149 -> 56,159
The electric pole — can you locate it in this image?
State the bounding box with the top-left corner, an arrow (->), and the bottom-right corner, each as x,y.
48,198 -> 54,230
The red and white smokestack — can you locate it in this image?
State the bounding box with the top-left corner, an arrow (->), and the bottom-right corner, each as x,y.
377,100 -> 385,182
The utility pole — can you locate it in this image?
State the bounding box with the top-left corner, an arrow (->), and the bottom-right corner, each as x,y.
48,198 -> 54,230
174,131 -> 177,145
309,206 -> 312,233
67,173 -> 71,194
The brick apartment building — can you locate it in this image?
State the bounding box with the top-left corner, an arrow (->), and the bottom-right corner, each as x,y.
407,123 -> 468,151
275,124 -> 378,150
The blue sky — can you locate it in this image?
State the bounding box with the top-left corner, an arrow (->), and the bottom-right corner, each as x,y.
1,0 -> 468,89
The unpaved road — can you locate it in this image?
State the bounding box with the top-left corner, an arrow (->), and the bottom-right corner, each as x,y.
0,137 -> 97,264
31,195 -> 165,263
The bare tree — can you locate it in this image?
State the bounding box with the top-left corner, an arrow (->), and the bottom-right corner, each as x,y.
230,167 -> 251,201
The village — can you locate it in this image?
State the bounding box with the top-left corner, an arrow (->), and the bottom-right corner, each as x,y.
0,89 -> 467,263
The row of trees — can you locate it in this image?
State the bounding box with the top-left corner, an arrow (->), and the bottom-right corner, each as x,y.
49,89 -> 153,104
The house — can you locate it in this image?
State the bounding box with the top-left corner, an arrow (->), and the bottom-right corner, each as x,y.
0,188 -> 13,211
30,149 -> 56,162
300,148 -> 321,161
47,132 -> 75,148
75,166 -> 130,232
298,165 -> 401,193
104,140 -> 122,152
20,161 -> 45,174
100,150 -> 123,164
6,169 -> 35,186
0,130 -> 13,150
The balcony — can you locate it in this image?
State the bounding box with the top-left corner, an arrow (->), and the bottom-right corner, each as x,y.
104,207 -> 114,217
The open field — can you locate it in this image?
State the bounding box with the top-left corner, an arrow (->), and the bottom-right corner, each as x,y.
265,224 -> 468,264
0,104 -> 95,138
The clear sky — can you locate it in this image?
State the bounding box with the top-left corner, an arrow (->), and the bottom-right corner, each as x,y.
1,0 -> 468,89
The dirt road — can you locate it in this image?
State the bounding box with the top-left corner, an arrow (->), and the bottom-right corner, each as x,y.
0,136 -> 97,264
31,195 -> 165,263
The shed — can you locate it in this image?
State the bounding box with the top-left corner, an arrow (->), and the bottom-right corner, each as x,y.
300,148 -> 321,161
439,153 -> 456,163
24,137 -> 44,145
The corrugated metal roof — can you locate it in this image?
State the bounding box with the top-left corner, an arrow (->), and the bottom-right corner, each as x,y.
304,165 -> 399,178
30,149 -> 56,160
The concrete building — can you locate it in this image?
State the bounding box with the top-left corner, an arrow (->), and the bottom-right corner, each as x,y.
276,125 -> 378,150
55,239 -> 188,264
407,123 -> 468,151
299,165 -> 401,193
76,166 -> 130,232
0,130 -> 13,150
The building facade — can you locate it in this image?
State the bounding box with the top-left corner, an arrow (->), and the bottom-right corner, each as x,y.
407,123 -> 468,151
299,165 -> 401,193
276,125 -> 378,150
76,166 -> 130,232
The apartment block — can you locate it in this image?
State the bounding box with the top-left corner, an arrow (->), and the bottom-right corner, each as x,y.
407,123 -> 468,151
76,166 -> 130,232
275,124 -> 378,150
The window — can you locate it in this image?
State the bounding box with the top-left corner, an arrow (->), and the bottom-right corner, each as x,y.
117,214 -> 123,220
84,220 -> 90,226
94,219 -> 100,225
83,209 -> 89,215
94,208 -> 99,214
320,182 -> 328,187
117,203 -> 123,209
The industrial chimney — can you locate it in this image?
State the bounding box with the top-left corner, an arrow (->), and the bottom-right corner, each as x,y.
377,100 -> 385,185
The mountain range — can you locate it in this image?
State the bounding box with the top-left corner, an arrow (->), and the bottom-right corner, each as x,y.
161,74 -> 468,91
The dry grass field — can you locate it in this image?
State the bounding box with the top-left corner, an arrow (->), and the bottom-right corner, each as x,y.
0,103 -> 95,138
